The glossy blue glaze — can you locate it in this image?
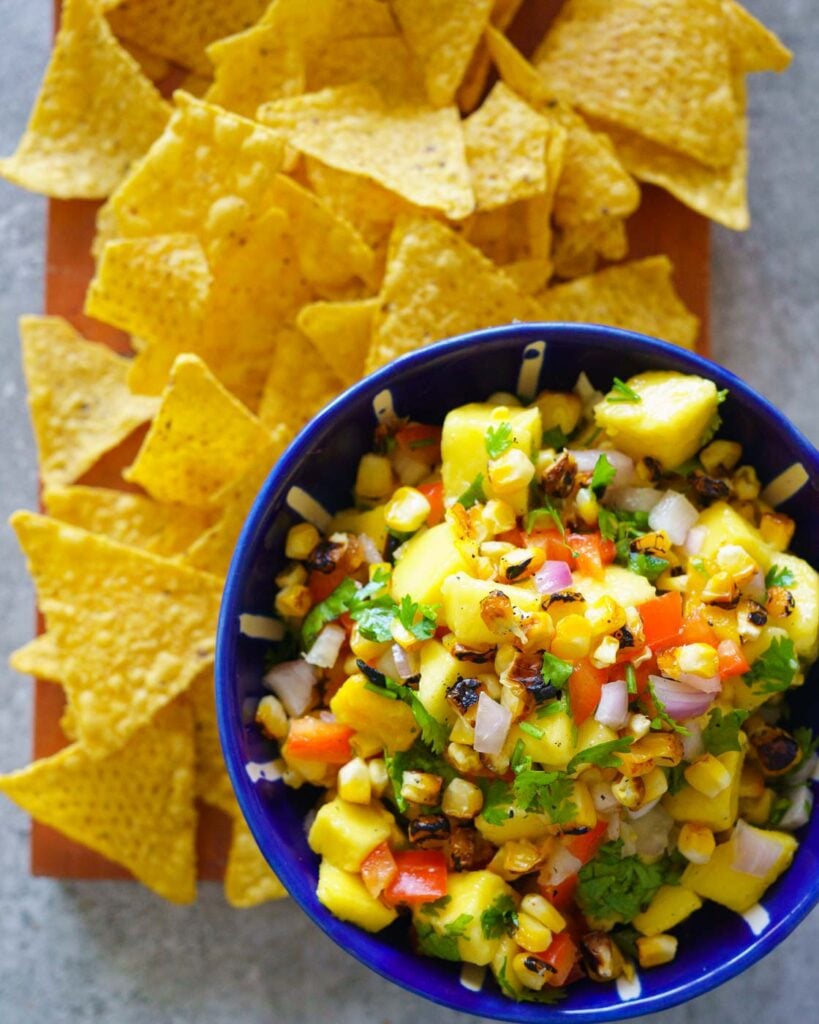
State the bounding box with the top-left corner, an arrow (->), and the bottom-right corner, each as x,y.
216,323 -> 819,1022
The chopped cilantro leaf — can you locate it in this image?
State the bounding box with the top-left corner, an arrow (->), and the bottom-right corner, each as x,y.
577,840 -> 679,923
537,692 -> 570,719
701,707 -> 748,756
717,388 -> 729,404
478,778 -> 514,825
600,507 -> 651,550
486,422 -> 514,459
542,425 -> 572,450
415,913 -> 473,961
364,680 -> 397,699
666,762 -> 688,795
597,506 -> 618,542
357,661 -> 450,753
611,926 -> 640,963
526,497 -> 565,538
566,737 -> 634,774
607,377 -> 641,403
398,593 -> 438,641
480,894 -> 519,939
627,551 -> 670,583
513,767 -> 577,825
352,598 -> 397,642
542,651 -> 573,689
300,577 -> 358,650
458,473 -> 486,509
384,741 -> 455,812
420,895 -> 452,917
765,564 -> 796,590
745,636 -> 799,694
793,726 -> 819,763
590,453 -> 617,496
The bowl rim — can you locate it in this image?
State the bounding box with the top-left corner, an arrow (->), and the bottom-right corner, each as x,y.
216,322 -> 819,1022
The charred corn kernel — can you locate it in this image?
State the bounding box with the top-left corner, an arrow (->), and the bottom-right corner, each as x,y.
766,587 -> 796,619
391,618 -> 421,651
520,613 -> 555,652
627,713 -> 652,740
450,715 -> 475,744
759,512 -> 795,552
633,733 -> 685,768
343,655 -> 359,676
285,522 -> 321,560
441,777 -> 484,819
733,465 -> 760,501
385,486 -> 431,533
513,952 -> 551,991
737,598 -> 768,641
500,840 -> 543,876
739,763 -> 766,799
733,500 -> 758,524
631,530 -> 672,555
447,742 -> 482,774
533,389 -> 582,434
590,635 -> 620,669
369,561 -> 391,581
500,682 -> 527,720
275,583 -> 312,619
551,614 -> 592,660
498,546 -> 545,583
612,775 -> 645,810
677,643 -> 720,679
480,498 -> 517,536
637,934 -> 678,968
350,732 -> 383,759
349,624 -> 390,661
515,914 -> 553,954
702,571 -> 740,607
355,453 -> 393,501
368,758 -> 389,797
699,439 -> 742,475
715,544 -> 758,586
739,788 -> 775,825
484,750 -> 511,775
275,562 -> 308,588
521,893 -> 567,933
401,770 -> 443,805
488,448 -> 535,494
255,695 -> 288,741
684,754 -> 732,797
575,486 -> 599,527
638,767 -> 669,807
585,596 -> 627,637
338,757 -> 372,804
677,822 -> 716,865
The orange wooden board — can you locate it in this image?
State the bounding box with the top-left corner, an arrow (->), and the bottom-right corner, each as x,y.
31,0 -> 709,880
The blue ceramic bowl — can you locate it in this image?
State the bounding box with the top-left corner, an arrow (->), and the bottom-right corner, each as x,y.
216,323 -> 819,1022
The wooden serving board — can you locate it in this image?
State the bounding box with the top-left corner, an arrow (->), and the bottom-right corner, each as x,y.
31,0 -> 709,881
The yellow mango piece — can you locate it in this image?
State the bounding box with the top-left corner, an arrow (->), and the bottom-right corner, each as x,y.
509,710 -> 576,769
663,750 -> 744,830
308,796 -> 395,872
440,573 -> 542,646
330,505 -> 388,556
417,640 -> 461,727
316,860 -> 398,933
572,565 -> 656,608
391,523 -> 470,613
772,552 -> 819,660
633,884 -> 703,936
330,674 -> 419,753
594,370 -> 719,470
476,780 -> 595,843
696,501 -> 772,570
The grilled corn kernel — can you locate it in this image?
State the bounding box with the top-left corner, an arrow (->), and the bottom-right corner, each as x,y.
591,635 -> 620,669
739,763 -> 766,799
480,498 -> 517,536
488,448 -> 535,494
450,715 -> 475,744
515,914 -> 553,954
684,754 -> 732,797
442,777 -> 484,819
585,597 -> 627,638
637,934 -> 678,968
767,587 -> 796,619
498,546 -> 545,584
385,486 -> 431,533
633,732 -> 685,768
612,775 -> 646,810
677,643 -> 720,679
575,486 -> 599,527
521,893 -> 567,933
702,571 -> 740,607
740,787 -> 775,826
349,624 -> 390,661
401,770 -> 443,806
699,439 -> 742,475
255,695 -> 289,741
391,618 -> 421,651
275,562 -> 308,588
500,682 -> 527,720
513,952 -> 551,991
733,465 -> 761,501
350,732 -> 383,759
285,522 -> 320,561
631,530 -> 672,556
355,453 -> 393,501
338,757 -> 372,804
551,614 -> 592,661
627,713 -> 652,740
275,583 -> 312,619
368,757 -> 389,797
677,822 -> 715,865
520,613 -> 555,652
737,598 -> 768,641
638,767 -> 669,807
447,742 -> 482,774
715,544 -> 759,586
759,511 -> 795,552
498,840 -> 543,877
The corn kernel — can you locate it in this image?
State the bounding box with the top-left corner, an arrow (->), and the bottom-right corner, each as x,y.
338,757 -> 372,804
498,546 -> 545,583
590,635 -> 620,669
447,742 -> 482,774
677,822 -> 715,865
349,624 -> 390,661
488,448 -> 535,495
701,571 -> 740,607
497,840 -> 543,877
739,788 -> 775,825
350,732 -> 383,759
739,763 -> 766,799
442,778 -> 484,819
612,775 -> 645,809
535,449 -> 556,475
368,758 -> 389,797
515,914 -> 553,954
759,512 -> 795,552
630,767 -> 668,810
275,583 -> 312,619
521,893 -> 567,933
500,682 -> 527,719
715,544 -> 758,586
385,486 -> 431,533
281,762 -> 305,789
733,465 -> 760,501
627,713 -> 652,740
275,562 -> 308,588
355,453 -> 393,502
631,530 -> 672,555
699,440 -> 742,475
391,618 -> 420,651
401,770 -> 443,805
637,934 -> 678,968
551,614 -> 592,661
285,522 -> 321,560
677,643 -> 720,679
480,499 -> 517,536
684,754 -> 732,797
513,951 -> 550,991
519,613 -> 555,652
450,715 -> 475,744
585,596 -> 627,638
575,486 -> 599,527
737,598 -> 768,641
255,694 -> 288,740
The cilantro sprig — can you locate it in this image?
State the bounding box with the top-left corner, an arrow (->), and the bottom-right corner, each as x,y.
526,496 -> 566,538
765,564 -> 796,590
415,913 -> 473,961
566,737 -> 634,774
607,378 -> 641,403
646,681 -> 689,736
358,662 -> 450,753
627,551 -> 670,583
485,422 -> 514,459
542,651 -> 573,689
576,840 -> 680,923
480,894 -> 519,939
745,636 -> 799,694
457,473 -> 486,509
701,707 -> 748,756
590,453 -> 617,496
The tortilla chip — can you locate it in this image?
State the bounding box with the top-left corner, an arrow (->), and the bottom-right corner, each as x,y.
0,701 -> 197,903
0,0 -> 169,199
458,0 -> 526,113
106,0 -> 269,74
537,255 -> 699,350
20,315 -> 158,488
43,485 -> 216,557
293,0 -> 396,36
11,512 -> 223,759
307,35 -> 426,105
724,0 -> 792,73
527,123 -> 568,264
366,218 -> 542,372
188,668 -> 235,816
502,259 -> 552,295
9,632 -> 65,685
225,813 -> 287,907
553,217 -> 628,279
125,354 -> 271,507
463,82 -> 550,211
120,39 -> 172,82
459,203 -> 531,266
389,0 -> 494,107
257,328 -> 344,436
108,92 -> 284,242
257,84 -> 475,220
297,298 -> 379,388
534,0 -> 738,169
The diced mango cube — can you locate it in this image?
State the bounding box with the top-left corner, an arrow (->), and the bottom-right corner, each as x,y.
440,572 -> 542,646
773,551 -> 819,659
509,711 -> 576,769
663,750 -> 744,830
633,884 -> 703,936
391,522 -> 469,615
417,640 -> 460,726
330,673 -> 419,752
316,860 -> 398,932
476,781 -> 595,843
308,796 -> 395,872
572,565 -> 656,608
330,504 -> 388,553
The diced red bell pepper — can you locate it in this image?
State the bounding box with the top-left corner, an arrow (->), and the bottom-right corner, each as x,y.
718,638 -> 750,679
417,480 -> 445,526
568,659 -> 607,726
383,850 -> 448,907
360,842 -> 398,899
527,529 -> 574,565
567,532 -> 608,579
394,424 -> 442,465
639,591 -> 683,651
564,818 -> 607,866
283,717 -> 354,764
681,606 -> 720,648
308,565 -> 348,604
540,932 -> 580,987
497,526 -> 527,548
539,874 -> 578,914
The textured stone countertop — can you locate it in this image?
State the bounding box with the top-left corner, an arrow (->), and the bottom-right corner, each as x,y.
0,3 -> 816,1023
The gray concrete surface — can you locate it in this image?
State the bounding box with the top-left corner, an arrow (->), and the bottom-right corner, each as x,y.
0,2 -> 816,1022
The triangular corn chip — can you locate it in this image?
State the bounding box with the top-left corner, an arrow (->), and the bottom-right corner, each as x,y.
457,0 -> 526,114
206,22 -> 306,118
724,0 -> 792,73
0,701 -> 197,902
501,259 -> 552,296
20,315 -> 158,488
306,35 -> 426,106
0,0 -> 169,198
553,217 -> 628,280
9,632 -> 65,685
537,256 -> 699,350
119,38 -> 172,82
225,813 -> 287,907
125,355 -> 271,507
297,297 -> 379,388
366,218 -> 542,372
43,484 -> 216,557
189,668 -> 235,816
257,328 -> 343,436
11,512 -> 223,758
389,0 -> 494,107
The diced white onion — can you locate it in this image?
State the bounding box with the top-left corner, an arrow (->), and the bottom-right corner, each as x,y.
569,448 -> 635,488
590,781 -> 617,814
732,819 -> 785,878
629,806 -> 674,856
607,487 -> 663,513
304,623 -> 346,669
263,659 -> 318,716
391,643 -> 419,681
628,797 -> 660,820
649,491 -> 699,545
778,785 -> 813,831
744,569 -> 767,603
540,845 -> 583,887
574,371 -> 605,413
649,675 -> 714,720
681,720 -> 705,762
788,752 -> 818,787
357,532 -> 383,565
594,679 -> 629,729
684,525 -> 707,555
473,692 -> 512,755
677,671 -> 722,694
375,647 -> 401,681
393,448 -> 428,486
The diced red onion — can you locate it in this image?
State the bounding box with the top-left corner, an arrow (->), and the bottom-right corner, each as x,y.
570,448 -> 635,488
318,709 -> 337,723
304,623 -> 346,668
607,487 -> 663,512
682,720 -> 705,762
594,679 -> 629,729
649,675 -> 714,720
263,659 -> 318,716
777,785 -> 813,831
473,692 -> 512,755
732,819 -> 785,878
677,671 -> 722,694
534,560 -> 574,595
391,643 -> 419,681
540,845 -> 583,887
357,532 -> 383,564
684,525 -> 707,555
649,491 -> 699,545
